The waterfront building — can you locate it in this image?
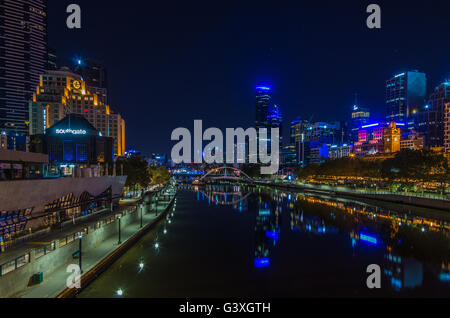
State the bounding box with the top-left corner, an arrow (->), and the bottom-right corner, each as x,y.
0,0 -> 47,135
400,131 -> 424,151
309,143 -> 329,165
30,114 -> 114,176
28,68 -> 125,157
297,141 -> 311,167
280,145 -> 297,166
416,81 -> 450,148
354,122 -> 392,156
329,144 -> 352,159
386,71 -> 427,126
0,148 -> 48,181
383,122 -> 401,154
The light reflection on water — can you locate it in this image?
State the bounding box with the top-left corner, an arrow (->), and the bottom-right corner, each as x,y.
191,183 -> 450,293
79,184 -> 450,298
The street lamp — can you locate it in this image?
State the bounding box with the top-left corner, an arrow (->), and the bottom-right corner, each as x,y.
116,213 -> 123,244
140,204 -> 143,228
77,231 -> 84,273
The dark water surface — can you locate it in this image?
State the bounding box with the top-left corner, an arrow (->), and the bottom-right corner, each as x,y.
79,185 -> 450,298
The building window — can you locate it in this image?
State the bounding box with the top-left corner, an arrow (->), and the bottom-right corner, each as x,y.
63,141 -> 74,162
76,144 -> 88,162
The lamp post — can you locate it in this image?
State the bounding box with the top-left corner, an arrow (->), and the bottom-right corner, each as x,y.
77,230 -> 85,273
116,213 -> 123,244
140,204 -> 143,228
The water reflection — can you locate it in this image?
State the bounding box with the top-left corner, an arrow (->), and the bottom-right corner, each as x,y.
191,183 -> 449,293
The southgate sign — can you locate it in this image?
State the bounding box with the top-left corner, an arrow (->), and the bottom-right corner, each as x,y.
55,129 -> 87,135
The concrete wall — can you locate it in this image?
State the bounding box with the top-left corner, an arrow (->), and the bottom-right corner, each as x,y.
0,176 -> 127,212
0,205 -> 140,298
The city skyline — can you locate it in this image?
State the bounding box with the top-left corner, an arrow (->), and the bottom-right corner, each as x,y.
46,0 -> 450,155
0,0 -> 449,303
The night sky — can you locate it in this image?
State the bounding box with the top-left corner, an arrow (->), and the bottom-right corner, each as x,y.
47,0 -> 450,156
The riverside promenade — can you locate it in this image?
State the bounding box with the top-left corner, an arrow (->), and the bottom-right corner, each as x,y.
253,180 -> 450,212
0,185 -> 177,298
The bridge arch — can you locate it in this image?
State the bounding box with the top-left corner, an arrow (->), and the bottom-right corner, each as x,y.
195,166 -> 254,183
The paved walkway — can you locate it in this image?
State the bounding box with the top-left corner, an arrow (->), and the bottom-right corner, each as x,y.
11,201 -> 172,298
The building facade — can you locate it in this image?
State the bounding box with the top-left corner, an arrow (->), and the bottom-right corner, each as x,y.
0,0 -> 47,135
329,144 -> 352,159
386,71 -> 427,125
351,104 -> 370,142
30,113 -> 113,176
290,118 -> 310,145
416,81 -> 450,148
445,102 -> 450,153
255,86 -> 271,131
28,68 -> 125,157
383,122 -> 401,153
74,58 -> 108,104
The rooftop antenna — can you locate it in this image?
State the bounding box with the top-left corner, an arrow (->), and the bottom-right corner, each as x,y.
354,92 -> 358,106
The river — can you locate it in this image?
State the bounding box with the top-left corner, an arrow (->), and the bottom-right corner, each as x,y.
79,184 -> 450,297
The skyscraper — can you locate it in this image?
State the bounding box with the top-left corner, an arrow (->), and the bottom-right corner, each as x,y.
416,81 -> 450,148
29,68 -> 125,157
444,102 -> 450,152
351,104 -> 370,142
0,0 -> 48,135
74,59 -> 108,104
290,117 -> 310,145
255,86 -> 271,130
386,71 -> 427,126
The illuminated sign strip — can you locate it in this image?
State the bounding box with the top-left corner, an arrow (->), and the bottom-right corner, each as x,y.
55,129 -> 87,135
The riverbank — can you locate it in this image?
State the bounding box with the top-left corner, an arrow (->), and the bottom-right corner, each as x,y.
254,181 -> 450,213
57,194 -> 176,298
0,188 -> 176,298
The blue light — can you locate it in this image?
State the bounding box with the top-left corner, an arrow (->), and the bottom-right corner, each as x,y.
391,277 -> 402,290
395,122 -> 405,126
256,86 -> 271,91
266,230 -> 279,241
360,232 -> 378,245
254,257 -> 270,268
77,59 -> 81,65
361,123 -> 379,129
439,272 -> 450,282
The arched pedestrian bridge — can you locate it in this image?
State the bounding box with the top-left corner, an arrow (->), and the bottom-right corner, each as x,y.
193,167 -> 254,184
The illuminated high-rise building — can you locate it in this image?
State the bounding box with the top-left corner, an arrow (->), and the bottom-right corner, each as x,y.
29,68 -> 125,157
351,104 -> 370,142
255,86 -> 271,130
386,71 -> 427,125
0,0 -> 47,135
416,81 -> 450,148
444,102 -> 450,152
74,58 -> 108,104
